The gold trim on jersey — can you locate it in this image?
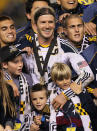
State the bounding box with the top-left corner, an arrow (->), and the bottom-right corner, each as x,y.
39,43 -> 50,48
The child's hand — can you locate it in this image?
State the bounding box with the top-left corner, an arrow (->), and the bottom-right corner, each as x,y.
0,125 -> 4,131
34,115 -> 42,125
30,123 -> 40,131
4,125 -> 12,131
52,93 -> 67,110
70,81 -> 82,94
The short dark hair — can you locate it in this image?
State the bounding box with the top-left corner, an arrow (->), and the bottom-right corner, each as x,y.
25,0 -> 50,14
62,14 -> 84,28
31,83 -> 48,97
0,15 -> 13,22
34,7 -> 55,24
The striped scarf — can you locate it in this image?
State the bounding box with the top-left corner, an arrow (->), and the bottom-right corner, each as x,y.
15,73 -> 31,131
50,88 -> 92,131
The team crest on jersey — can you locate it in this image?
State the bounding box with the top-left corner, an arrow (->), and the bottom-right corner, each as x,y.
78,0 -> 94,5
25,34 -> 32,42
88,35 -> 97,42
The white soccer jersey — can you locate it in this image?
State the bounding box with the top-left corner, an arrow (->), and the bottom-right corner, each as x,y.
23,37 -> 94,89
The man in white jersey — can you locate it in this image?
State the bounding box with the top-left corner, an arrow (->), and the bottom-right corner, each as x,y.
22,6 -> 94,106
20,6 -> 94,131
24,7 -> 93,86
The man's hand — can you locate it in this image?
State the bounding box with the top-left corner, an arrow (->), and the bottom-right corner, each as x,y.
57,13 -> 70,35
59,13 -> 70,22
52,93 -> 67,110
22,47 -> 33,55
30,123 -> 40,131
70,81 -> 82,95
84,22 -> 96,35
93,88 -> 97,98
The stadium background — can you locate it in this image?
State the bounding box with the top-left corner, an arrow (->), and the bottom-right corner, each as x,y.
0,0 -> 56,29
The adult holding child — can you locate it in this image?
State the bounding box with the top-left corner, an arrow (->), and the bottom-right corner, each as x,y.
61,14 -> 97,101
22,6 -> 94,111
51,63 -> 97,131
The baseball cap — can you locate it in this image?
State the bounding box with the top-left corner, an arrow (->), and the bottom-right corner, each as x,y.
0,45 -> 27,62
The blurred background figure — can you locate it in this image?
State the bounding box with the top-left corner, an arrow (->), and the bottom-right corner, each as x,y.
0,0 -> 27,29
0,0 -> 56,29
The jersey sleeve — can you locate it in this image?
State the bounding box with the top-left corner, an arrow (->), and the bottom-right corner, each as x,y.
82,2 -> 97,22
64,53 -> 94,88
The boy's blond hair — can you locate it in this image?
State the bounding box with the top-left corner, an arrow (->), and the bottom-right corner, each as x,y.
51,63 -> 71,82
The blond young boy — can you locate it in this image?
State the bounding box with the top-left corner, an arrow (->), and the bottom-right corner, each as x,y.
51,63 -> 97,131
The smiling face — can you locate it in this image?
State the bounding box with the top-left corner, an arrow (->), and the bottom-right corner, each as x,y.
58,0 -> 78,10
0,19 -> 16,47
56,78 -> 71,90
31,89 -> 47,111
28,1 -> 48,22
65,17 -> 84,44
3,55 -> 23,77
36,14 -> 55,42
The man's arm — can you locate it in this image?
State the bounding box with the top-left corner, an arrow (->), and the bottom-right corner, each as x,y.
82,2 -> 97,35
82,2 -> 97,23
78,90 -> 97,130
66,53 -> 94,88
52,52 -> 94,110
70,81 -> 97,130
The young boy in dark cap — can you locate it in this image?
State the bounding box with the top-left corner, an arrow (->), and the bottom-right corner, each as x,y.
0,45 -> 33,131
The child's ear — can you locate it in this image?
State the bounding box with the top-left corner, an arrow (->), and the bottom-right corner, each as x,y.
2,62 -> 8,69
57,0 -> 61,5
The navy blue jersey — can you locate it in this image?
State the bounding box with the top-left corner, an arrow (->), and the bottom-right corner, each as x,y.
54,3 -> 83,19
16,21 -> 32,42
82,2 -> 97,25
81,2 -> 97,42
15,27 -> 34,50
82,43 -> 97,89
52,3 -> 83,29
